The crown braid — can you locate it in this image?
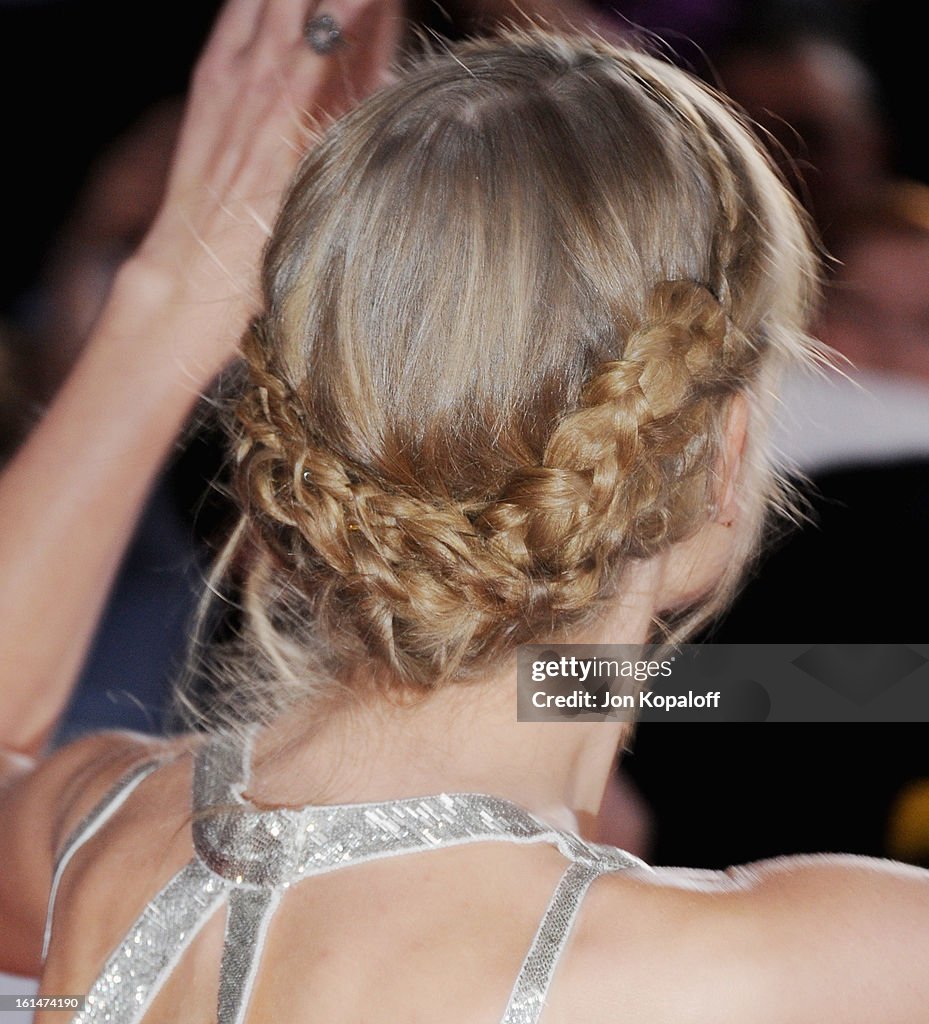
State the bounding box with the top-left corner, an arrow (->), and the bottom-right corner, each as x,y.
230,280 -> 753,686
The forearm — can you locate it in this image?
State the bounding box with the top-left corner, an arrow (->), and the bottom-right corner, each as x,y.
0,261 -> 232,753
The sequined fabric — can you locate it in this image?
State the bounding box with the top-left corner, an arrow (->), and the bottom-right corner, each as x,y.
217,888 -> 281,1024
500,862 -> 602,1024
72,860 -> 226,1024
46,727 -> 649,1024
192,734 -> 573,887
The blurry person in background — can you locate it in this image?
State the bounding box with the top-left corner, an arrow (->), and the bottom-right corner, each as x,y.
820,181 -> 929,385
771,180 -> 929,482
715,11 -> 888,247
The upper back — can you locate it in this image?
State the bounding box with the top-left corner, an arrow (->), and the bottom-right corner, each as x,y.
35,733 -> 929,1024
36,734 -> 641,1024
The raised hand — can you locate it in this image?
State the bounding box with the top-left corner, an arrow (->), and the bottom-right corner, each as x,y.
136,0 -> 403,380
0,0 -> 402,752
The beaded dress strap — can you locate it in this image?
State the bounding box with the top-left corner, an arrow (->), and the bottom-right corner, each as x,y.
194,726 -> 586,1024
191,726 -> 612,887
195,727 -> 647,1024
63,727 -> 648,1024
500,859 -> 630,1023
42,757 -> 164,963
69,858 -> 227,1024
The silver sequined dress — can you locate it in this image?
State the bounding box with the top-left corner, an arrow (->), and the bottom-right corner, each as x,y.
42,728 -> 648,1023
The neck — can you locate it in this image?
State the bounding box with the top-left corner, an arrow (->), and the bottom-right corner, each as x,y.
249,560 -> 664,834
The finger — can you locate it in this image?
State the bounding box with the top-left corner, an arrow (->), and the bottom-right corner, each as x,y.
252,0 -> 324,49
292,1 -> 404,120
251,0 -> 395,59
199,0 -> 267,61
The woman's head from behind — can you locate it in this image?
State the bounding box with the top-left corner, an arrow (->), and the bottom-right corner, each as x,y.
200,31 -> 817,726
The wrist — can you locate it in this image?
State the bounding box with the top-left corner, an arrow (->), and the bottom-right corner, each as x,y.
95,255 -> 246,389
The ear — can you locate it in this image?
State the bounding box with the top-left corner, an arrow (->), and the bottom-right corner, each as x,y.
716,393 -> 749,524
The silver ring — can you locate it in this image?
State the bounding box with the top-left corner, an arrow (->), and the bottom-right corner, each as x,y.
304,14 -> 343,55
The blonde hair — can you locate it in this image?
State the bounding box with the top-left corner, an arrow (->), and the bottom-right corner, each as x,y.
176,31 -> 819,732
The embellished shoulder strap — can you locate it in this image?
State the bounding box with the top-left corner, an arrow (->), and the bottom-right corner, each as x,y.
42,756 -> 164,962
70,857 -> 228,1023
192,728 -> 584,887
499,840 -> 648,1024
192,728 -> 571,1024
192,727 -> 589,1024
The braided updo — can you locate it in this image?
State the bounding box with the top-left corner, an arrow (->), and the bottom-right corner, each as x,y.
183,32 -> 818,727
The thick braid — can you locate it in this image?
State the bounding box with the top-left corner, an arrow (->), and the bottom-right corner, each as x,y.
233,282 -> 757,683
477,281 -> 755,587
234,322 -> 522,675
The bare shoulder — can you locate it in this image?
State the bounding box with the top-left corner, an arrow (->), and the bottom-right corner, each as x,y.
554,855 -> 929,1024
0,730 -> 195,976
43,730 -> 195,851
